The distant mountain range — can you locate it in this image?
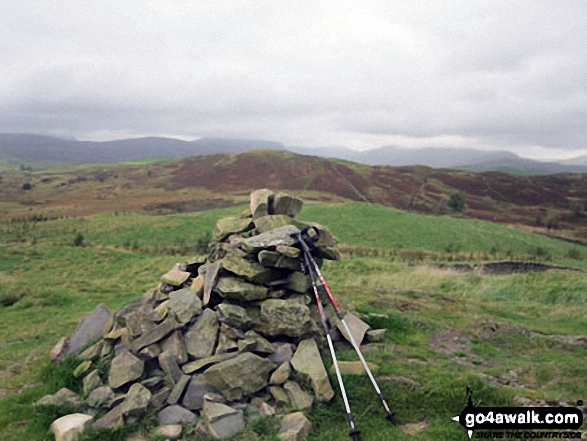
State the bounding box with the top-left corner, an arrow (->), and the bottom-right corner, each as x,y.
1,133 -> 587,174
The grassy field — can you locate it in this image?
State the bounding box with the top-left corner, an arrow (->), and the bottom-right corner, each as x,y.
0,202 -> 585,440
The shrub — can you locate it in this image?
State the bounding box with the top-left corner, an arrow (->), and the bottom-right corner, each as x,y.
195,231 -> 212,253
447,192 -> 466,212
73,233 -> 84,247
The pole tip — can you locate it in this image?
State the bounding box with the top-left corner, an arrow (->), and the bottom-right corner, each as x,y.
349,428 -> 361,441
386,412 -> 398,425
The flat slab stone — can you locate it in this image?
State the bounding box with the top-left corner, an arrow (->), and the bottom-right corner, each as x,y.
221,255 -> 276,284
182,376 -> 220,410
122,383 -> 152,417
215,276 -> 269,302
201,261 -> 222,307
130,317 -> 180,352
168,288 -> 202,325
272,194 -> 304,217
201,352 -> 276,401
157,405 -> 197,425
182,352 -> 239,374
334,361 -> 379,376
203,400 -> 246,439
250,188 -> 273,219
278,412 -> 312,441
254,299 -> 312,339
283,381 -> 313,411
290,339 -> 334,402
184,308 -> 219,359
63,304 -> 112,358
50,413 -> 93,441
108,351 -> 144,389
213,216 -> 253,241
93,404 -> 124,430
254,215 -> 298,233
242,225 -> 300,253
335,313 -> 371,346
216,303 -> 252,330
161,269 -> 191,286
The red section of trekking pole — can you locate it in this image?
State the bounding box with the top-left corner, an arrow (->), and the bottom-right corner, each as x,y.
297,234 -> 397,425
299,236 -> 361,440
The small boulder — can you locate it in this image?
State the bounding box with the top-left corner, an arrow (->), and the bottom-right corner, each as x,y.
122,383 -> 152,417
202,400 -> 246,439
50,413 -> 93,441
250,188 -> 274,219
283,382 -> 313,411
215,276 -> 269,301
108,351 -> 144,389
168,288 -> 202,325
290,338 -> 334,402
184,308 -> 219,359
154,424 -> 183,440
277,412 -> 312,441
161,269 -> 191,286
35,388 -> 83,409
272,194 -> 304,217
157,405 -> 197,425
213,216 -> 253,241
86,386 -> 115,409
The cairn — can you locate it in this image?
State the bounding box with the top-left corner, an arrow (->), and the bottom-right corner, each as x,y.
44,189 -> 375,441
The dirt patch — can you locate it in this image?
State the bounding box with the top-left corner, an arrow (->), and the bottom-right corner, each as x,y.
478,368 -> 530,389
434,261 -> 584,275
429,329 -> 487,366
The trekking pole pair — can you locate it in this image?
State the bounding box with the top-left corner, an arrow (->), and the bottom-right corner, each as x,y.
295,229 -> 397,441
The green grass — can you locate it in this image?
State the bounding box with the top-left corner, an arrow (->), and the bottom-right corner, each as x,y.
0,202 -> 586,440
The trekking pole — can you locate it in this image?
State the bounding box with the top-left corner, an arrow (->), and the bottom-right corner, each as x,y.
297,230 -> 397,425
298,234 -> 361,441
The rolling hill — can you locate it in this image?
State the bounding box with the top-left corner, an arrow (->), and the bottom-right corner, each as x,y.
2,149 -> 587,238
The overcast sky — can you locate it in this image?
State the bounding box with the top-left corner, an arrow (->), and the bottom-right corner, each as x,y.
1,1 -> 586,160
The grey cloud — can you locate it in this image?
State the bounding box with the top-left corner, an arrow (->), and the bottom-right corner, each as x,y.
0,0 -> 586,157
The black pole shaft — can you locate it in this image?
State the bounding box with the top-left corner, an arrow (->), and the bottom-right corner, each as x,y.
301,243 -> 361,440
298,237 -> 397,425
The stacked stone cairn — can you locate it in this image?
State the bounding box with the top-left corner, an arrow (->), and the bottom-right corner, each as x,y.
42,189 -> 383,441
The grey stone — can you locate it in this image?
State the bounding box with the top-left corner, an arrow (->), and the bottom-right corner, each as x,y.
269,362 -> 291,385
50,413 -> 93,441
150,387 -> 171,411
154,425 -> 183,440
215,332 -> 238,354
122,383 -> 151,417
240,330 -> 275,354
79,341 -> 104,361
35,388 -> 84,409
160,331 -> 188,364
335,313 -> 371,346
86,386 -> 115,409
242,225 -> 300,253
221,254 -> 278,284
254,299 -> 312,339
291,338 -> 334,402
159,352 -> 183,383
93,404 -> 124,430
139,343 -> 162,360
201,352 -> 276,401
276,245 -> 301,258
216,303 -> 252,329
272,194 -> 304,217
184,308 -> 219,359
182,375 -> 220,410
63,304 -> 112,359
161,269 -> 191,286
82,370 -> 102,395
166,375 -> 191,405
157,405 -> 197,425
215,276 -> 269,302
258,250 -> 301,270
259,402 -> 276,416
285,271 -> 311,293
213,216 -> 253,241
202,400 -> 246,439
367,329 -> 387,342
278,412 -> 312,441
201,261 -> 222,307
168,288 -> 202,325
269,386 -> 289,406
250,188 -> 273,219
283,381 -> 313,411
254,215 -> 298,233
182,352 -> 239,374
268,343 -> 294,364
108,351 -> 144,389
130,317 -> 180,352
